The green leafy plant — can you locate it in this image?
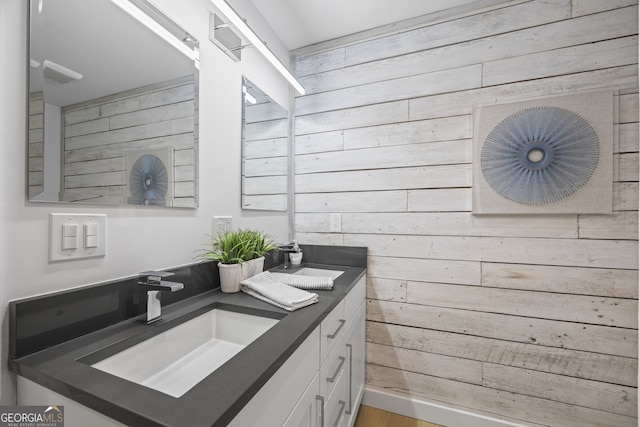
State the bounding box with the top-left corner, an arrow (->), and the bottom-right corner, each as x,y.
198,229 -> 277,265
242,229 -> 278,260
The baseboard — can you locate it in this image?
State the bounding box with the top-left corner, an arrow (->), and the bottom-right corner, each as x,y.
361,386 -> 528,427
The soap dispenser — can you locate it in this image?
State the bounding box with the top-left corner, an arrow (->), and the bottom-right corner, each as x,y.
289,240 -> 302,265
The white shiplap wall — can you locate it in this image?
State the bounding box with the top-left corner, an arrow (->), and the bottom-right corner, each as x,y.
292,0 -> 639,426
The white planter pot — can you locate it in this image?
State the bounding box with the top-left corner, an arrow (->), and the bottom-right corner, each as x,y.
218,263 -> 242,293
242,257 -> 265,280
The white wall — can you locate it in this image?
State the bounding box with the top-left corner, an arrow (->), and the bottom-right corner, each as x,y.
0,0 -> 292,404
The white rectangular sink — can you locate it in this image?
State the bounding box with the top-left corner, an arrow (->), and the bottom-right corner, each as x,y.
91,308 -> 279,398
293,267 -> 344,280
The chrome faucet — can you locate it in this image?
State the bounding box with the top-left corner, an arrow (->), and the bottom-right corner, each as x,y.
278,240 -> 301,269
138,271 -> 184,324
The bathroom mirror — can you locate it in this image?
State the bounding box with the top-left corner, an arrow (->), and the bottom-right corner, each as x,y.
28,0 -> 200,207
241,77 -> 289,211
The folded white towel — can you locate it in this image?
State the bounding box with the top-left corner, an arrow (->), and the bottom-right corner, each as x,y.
241,272 -> 318,311
268,272 -> 334,290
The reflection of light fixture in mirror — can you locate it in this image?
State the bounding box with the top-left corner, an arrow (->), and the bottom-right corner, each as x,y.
109,0 -> 199,62
242,85 -> 257,104
209,0 -> 305,95
43,60 -> 83,84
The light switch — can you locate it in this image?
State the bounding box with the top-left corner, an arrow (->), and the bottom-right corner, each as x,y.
61,224 -> 78,250
50,213 -> 107,262
84,223 -> 99,248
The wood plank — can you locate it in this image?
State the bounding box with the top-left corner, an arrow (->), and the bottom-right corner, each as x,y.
244,138 -> 288,159
405,281 -> 637,328
295,165 -> 472,193
242,195 -> 287,211
345,0 -> 571,66
293,47 -> 345,78
368,256 -> 481,286
349,236 -> 638,269
64,157 -> 124,176
295,65 -> 482,116
245,118 -> 288,141
614,182 -> 639,211
64,171 -> 125,188
295,100 -> 408,136
366,300 -> 637,357
294,130 -> 343,155
409,65 -> 638,121
64,80 -> 194,124
367,277 -> 407,302
243,157 -> 287,176
65,118 -> 110,138
619,92 -> 639,123
407,188 -> 472,212
108,100 -> 195,130
483,36 -> 638,86
295,190 -> 407,213
295,140 -> 471,175
299,6 -> 637,95
65,117 -> 194,150
619,122 -> 639,153
366,365 -> 637,427
578,211 -> 638,240
366,321 -> 638,387
482,364 -> 637,417
618,152 -> 639,182
481,262 -> 638,298
243,176 -> 287,195
340,212 -> 578,238
366,342 -> 483,385
572,0 -> 638,17
65,134 -> 194,163
343,116 -> 471,150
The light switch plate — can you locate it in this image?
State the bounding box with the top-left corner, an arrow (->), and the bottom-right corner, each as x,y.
212,216 -> 232,238
50,213 -> 106,262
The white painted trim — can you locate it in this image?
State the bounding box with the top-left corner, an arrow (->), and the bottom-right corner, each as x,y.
361,386 -> 529,427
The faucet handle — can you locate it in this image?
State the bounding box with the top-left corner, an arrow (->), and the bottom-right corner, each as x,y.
138,270 -> 175,284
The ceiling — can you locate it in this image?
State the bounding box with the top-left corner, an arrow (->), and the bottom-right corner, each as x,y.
251,0 -> 481,50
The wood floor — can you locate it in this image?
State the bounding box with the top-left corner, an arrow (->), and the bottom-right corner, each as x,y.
354,405 -> 442,427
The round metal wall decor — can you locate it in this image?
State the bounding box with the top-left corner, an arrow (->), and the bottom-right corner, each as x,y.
129,154 -> 169,205
480,106 -> 600,205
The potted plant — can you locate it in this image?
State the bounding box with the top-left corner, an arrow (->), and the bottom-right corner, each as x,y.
198,229 -> 277,292
199,230 -> 254,293
241,229 -> 277,279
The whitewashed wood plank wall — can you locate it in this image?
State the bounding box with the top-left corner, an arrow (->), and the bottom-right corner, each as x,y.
62,76 -> 197,207
291,0 -> 639,425
28,92 -> 44,198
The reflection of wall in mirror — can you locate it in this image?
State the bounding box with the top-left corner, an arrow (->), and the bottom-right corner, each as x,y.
28,92 -> 44,199
61,76 -> 197,207
242,98 -> 288,211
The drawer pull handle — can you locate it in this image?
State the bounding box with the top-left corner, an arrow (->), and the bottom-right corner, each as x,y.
346,343 -> 353,414
316,395 -> 325,427
326,356 -> 345,383
333,400 -> 346,427
327,319 -> 346,339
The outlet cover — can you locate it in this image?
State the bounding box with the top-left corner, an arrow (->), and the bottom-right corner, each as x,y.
329,213 -> 342,233
212,216 -> 232,238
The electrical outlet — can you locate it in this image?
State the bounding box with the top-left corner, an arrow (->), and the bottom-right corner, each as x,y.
212,216 -> 232,237
329,213 -> 342,233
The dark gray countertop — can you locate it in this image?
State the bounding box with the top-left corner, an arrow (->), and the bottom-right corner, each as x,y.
10,262 -> 366,427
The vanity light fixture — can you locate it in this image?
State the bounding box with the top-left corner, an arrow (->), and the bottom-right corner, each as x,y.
208,0 -> 306,95
109,0 -> 199,62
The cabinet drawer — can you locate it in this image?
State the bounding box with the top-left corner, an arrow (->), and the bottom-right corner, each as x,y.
320,300 -> 345,362
324,371 -> 346,427
320,334 -> 345,400
344,276 -> 365,323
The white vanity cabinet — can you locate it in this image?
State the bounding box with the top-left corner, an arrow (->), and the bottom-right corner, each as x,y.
237,274 -> 367,427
